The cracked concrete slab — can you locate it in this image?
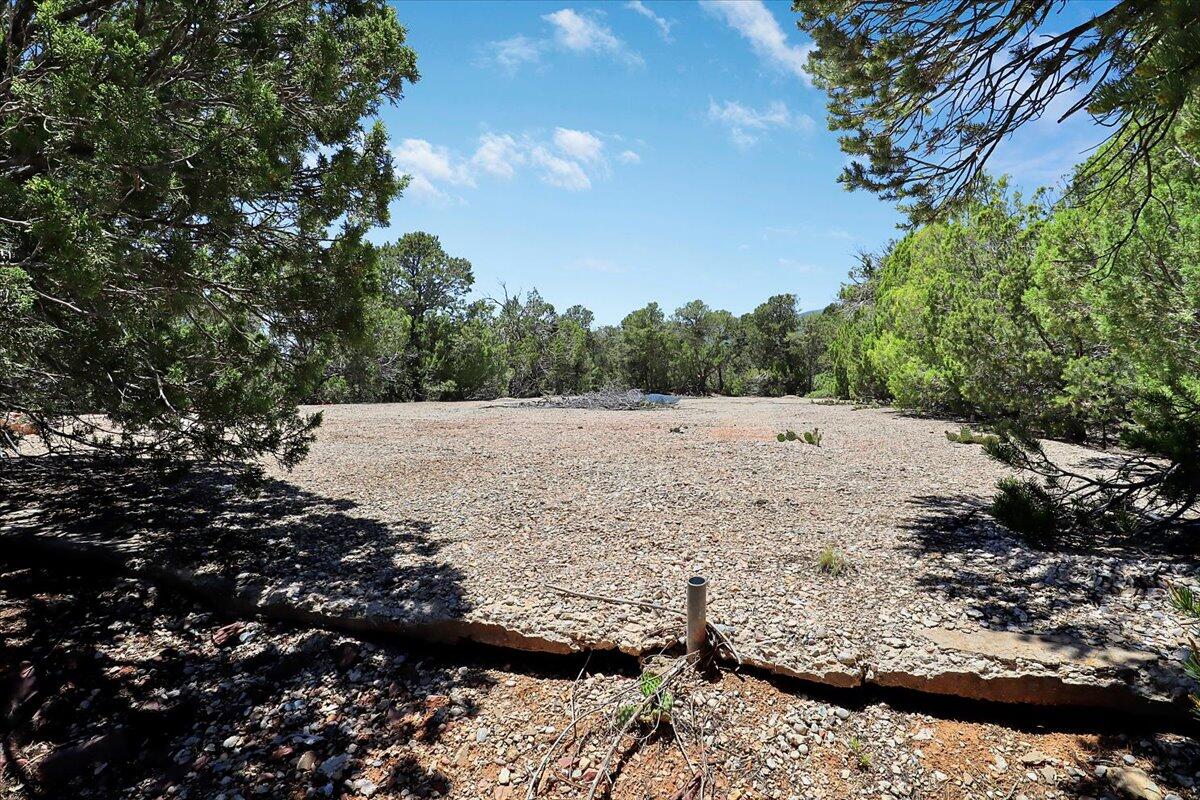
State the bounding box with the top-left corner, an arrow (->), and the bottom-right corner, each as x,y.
2,398 -> 1194,716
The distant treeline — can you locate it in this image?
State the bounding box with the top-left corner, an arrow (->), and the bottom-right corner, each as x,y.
324,129 -> 1198,476
315,232 -> 840,402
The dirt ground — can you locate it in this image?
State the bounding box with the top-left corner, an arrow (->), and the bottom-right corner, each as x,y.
1,567 -> 1196,800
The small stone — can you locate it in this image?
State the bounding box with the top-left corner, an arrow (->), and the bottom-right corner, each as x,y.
297,751 -> 319,773
498,768 -> 511,785
1108,766 -> 1164,800
475,728 -> 489,743
318,754 -> 350,779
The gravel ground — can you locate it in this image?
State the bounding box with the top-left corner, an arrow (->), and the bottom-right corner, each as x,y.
2,568 -> 1196,800
276,398 -> 1196,706
3,398 -> 1195,709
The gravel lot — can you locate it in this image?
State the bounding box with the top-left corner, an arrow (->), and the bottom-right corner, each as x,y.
4,397 -> 1195,709
245,397 -> 1193,708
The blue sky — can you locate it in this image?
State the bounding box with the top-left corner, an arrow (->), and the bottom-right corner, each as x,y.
378,0 -> 1104,325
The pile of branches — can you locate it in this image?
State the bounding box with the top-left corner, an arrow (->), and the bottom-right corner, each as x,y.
528,389 -> 669,411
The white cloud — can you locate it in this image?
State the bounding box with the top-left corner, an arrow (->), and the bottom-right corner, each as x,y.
403,173 -> 453,205
393,138 -> 475,187
394,138 -> 477,203
542,8 -> 644,67
485,35 -> 544,74
472,133 -> 526,179
553,127 -> 605,163
531,145 -> 592,190
484,8 -> 644,73
699,0 -> 814,85
397,128 -> 633,202
625,0 -> 674,41
544,9 -> 616,53
707,99 -> 814,146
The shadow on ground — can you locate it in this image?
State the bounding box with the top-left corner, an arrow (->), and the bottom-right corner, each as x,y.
0,456 -> 481,798
0,456 -> 468,622
898,492 -> 1198,650
0,567 -> 486,799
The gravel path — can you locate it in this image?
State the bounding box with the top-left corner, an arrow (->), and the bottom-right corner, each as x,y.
4,397 -> 1195,709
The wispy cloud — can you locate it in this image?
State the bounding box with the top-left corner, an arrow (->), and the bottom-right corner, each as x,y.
699,0 -> 814,85
707,99 -> 814,147
625,0 -> 674,42
483,35 -> 544,75
481,9 -> 643,73
531,144 -> 593,190
396,129 -> 639,203
553,127 -> 605,163
472,133 -> 526,179
393,138 -> 477,204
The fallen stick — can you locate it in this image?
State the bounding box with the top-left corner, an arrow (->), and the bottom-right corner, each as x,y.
545,583 -> 684,617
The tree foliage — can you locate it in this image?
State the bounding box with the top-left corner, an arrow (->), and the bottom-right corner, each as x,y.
1,0 -> 417,466
379,232 -> 473,400
315,255 -> 840,403
826,134 -> 1199,534
797,0 -> 1200,222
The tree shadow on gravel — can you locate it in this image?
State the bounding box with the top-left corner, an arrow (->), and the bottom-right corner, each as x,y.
0,567 -> 491,800
0,455 -> 469,623
897,493 -> 1199,650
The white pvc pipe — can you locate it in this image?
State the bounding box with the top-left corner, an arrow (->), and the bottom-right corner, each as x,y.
686,575 -> 708,658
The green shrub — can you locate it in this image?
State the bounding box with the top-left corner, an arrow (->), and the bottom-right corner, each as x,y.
848,736 -> 871,770
808,372 -> 839,398
617,669 -> 675,727
817,546 -> 848,576
1168,585 -> 1200,719
990,476 -> 1060,541
945,426 -> 999,446
778,427 -> 823,446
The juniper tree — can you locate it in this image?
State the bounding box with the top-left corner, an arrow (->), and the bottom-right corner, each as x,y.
1,0 -> 417,466
379,233 -> 474,401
